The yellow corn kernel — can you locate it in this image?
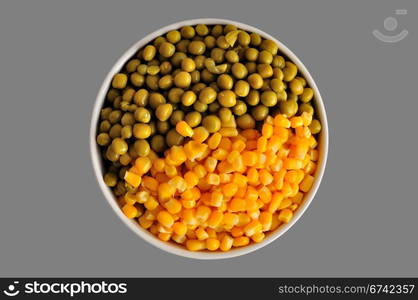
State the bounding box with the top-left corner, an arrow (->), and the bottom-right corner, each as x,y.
168,176 -> 187,192
229,197 -> 247,212
278,208 -> 293,223
172,234 -> 186,244
283,158 -> 303,170
135,157 -> 152,175
251,232 -> 265,243
186,239 -> 206,251
212,148 -> 228,160
259,211 -> 273,231
135,190 -> 149,204
164,198 -> 182,214
124,171 -> 141,188
195,227 -> 209,240
158,232 -> 171,242
291,192 -> 304,204
184,141 -> 208,161
169,146 -> 187,165
301,112 -> 313,126
300,174 -> 314,192
207,210 -> 223,228
274,114 -> 291,128
195,205 -> 211,223
258,186 -> 272,204
192,126 -> 210,143
310,149 -> 319,161
243,219 -> 262,237
268,192 -> 283,213
158,182 -> 175,201
262,123 -> 274,138
290,116 -> 304,128
219,127 -> 238,137
156,211 -> 174,228
141,177 -> 158,193
220,235 -> 233,251
204,157 -> 218,173
246,140 -> 258,150
233,236 -> 250,247
193,164 -> 207,179
164,164 -> 178,178
207,132 -> 222,149
219,137 -> 232,151
256,136 -> 268,153
304,161 -> 316,175
172,222 -> 187,236
122,204 -> 138,219
182,208 -> 197,226
138,216 -> 153,229
144,196 -> 159,210
278,198 -> 292,210
206,173 -> 220,185
184,171 -> 199,188
176,120 -> 194,137
222,182 -> 238,198
152,158 -> 165,172
259,169 -> 273,186
223,213 -> 239,229
206,238 -> 220,251
124,193 -> 137,205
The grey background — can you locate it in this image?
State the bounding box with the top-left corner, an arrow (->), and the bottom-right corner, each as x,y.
0,0 -> 417,277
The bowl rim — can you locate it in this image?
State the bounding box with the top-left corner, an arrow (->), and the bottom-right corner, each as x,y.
90,18 -> 329,260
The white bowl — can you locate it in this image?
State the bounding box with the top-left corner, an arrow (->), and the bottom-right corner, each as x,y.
90,19 -> 329,259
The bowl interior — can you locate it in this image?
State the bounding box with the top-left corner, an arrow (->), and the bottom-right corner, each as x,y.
90,18 -> 328,259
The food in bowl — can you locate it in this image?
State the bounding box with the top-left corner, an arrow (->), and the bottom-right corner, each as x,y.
95,23 -> 322,252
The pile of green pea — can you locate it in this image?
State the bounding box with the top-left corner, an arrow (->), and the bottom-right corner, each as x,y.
96,24 -> 322,195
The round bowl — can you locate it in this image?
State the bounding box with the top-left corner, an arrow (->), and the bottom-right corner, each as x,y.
90,18 -> 329,259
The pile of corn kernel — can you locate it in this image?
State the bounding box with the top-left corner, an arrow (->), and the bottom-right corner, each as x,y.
118,111 -> 318,252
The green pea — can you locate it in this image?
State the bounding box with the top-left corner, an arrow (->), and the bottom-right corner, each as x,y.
260,39 -> 279,55
134,107 -> 151,123
149,93 -> 166,109
96,133 -> 111,146
121,125 -> 133,139
188,41 -> 206,55
168,88 -> 184,103
208,102 -> 220,113
108,110 -> 122,124
156,120 -> 170,134
280,100 -> 298,117
134,139 -> 151,157
234,80 -> 250,97
246,90 -> 260,106
166,129 -> 184,147
159,42 -> 176,58
202,115 -> 221,133
166,30 -> 181,44
261,91 -> 278,107
111,138 -> 128,155
99,120 -> 111,133
170,110 -> 185,126
109,124 -> 122,139
250,33 -> 262,46
270,78 -> 285,92
300,87 -> 314,103
145,74 -> 160,91
231,63 -> 248,79
309,119 -> 322,134
217,74 -> 234,90
107,89 -> 119,102
236,114 -> 256,129
100,107 -> 112,120
258,50 -> 273,64
257,64 -> 273,78
180,26 -> 195,39
181,90 -> 197,106
133,89 -> 149,106
299,103 -> 314,115
238,31 -> 251,46
156,103 -> 173,121
199,87 -> 217,104
103,172 -> 118,187
233,100 -> 247,116
251,105 -> 269,121
245,48 -> 259,61
193,101 -> 208,113
289,78 -> 304,95
218,107 -> 233,122
217,90 -> 236,107
225,50 -> 239,63
151,135 -> 167,153
143,45 -> 157,61
196,24 -> 209,36
185,111 -> 202,127
112,73 -> 128,89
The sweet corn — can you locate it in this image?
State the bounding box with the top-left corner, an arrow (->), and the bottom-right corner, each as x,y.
192,126 -> 210,143
186,239 -> 206,251
206,238 -> 220,251
176,121 -> 194,137
278,208 -> 293,223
